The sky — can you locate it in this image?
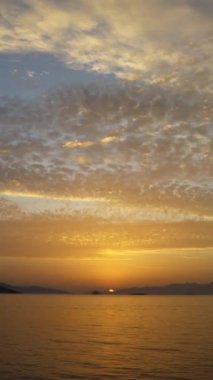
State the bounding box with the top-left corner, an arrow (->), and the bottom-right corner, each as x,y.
0,0 -> 212,292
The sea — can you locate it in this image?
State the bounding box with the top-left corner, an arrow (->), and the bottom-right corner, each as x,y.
0,295 -> 213,380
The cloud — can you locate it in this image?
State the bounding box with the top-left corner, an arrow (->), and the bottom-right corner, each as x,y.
0,211 -> 212,259
1,1 -> 213,286
0,0 -> 212,83
0,0 -> 212,257
0,81 -> 212,219
0,197 -> 25,219
63,140 -> 95,149
62,135 -> 118,149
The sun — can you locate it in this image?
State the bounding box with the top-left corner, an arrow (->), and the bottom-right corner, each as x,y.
108,288 -> 115,294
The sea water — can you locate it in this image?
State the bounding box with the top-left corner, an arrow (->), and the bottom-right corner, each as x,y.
0,295 -> 213,379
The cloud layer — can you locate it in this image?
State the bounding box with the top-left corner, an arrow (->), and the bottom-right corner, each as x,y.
0,0 -> 212,265
0,82 -> 212,219
0,0 -> 212,82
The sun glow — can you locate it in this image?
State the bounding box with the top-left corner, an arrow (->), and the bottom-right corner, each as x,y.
108,288 -> 115,294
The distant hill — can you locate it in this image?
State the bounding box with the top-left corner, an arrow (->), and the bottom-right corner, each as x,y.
117,282 -> 213,295
1,282 -> 213,295
0,283 -> 70,295
0,284 -> 21,294
15,285 -> 71,294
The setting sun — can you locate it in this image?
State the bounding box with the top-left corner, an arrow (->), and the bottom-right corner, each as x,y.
108,288 -> 115,294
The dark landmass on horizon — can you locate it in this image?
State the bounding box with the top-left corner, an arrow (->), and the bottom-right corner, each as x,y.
117,282 -> 213,295
0,284 -> 21,294
1,282 -> 213,295
0,283 -> 71,294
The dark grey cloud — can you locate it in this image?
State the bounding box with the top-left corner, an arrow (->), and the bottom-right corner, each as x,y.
186,0 -> 213,16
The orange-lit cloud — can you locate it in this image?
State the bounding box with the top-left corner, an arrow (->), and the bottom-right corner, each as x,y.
0,84 -> 212,217
0,0 -> 212,288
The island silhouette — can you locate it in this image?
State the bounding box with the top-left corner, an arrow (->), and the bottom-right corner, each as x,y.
1,282 -> 213,295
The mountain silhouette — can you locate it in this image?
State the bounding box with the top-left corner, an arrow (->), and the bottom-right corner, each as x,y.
0,283 -> 70,294
0,283 -> 21,293
117,282 -> 213,295
1,282 -> 213,295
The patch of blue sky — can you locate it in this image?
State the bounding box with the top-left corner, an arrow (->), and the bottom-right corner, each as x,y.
0,52 -> 117,99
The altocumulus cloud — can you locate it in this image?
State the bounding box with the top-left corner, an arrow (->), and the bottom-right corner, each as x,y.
0,0 -> 213,259
0,0 -> 212,81
0,82 -> 212,217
